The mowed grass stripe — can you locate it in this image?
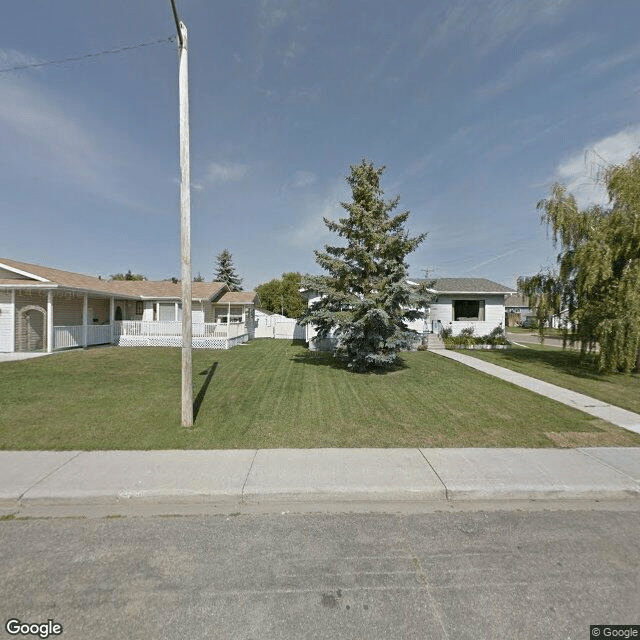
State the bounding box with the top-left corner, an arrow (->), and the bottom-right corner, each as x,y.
1,340 -> 639,450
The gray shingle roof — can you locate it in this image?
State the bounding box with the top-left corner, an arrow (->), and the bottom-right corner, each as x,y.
426,278 -> 515,294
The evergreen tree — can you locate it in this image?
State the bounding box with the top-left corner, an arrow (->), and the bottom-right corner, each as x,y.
300,159 -> 432,371
530,154 -> 640,372
214,249 -> 243,292
256,272 -> 306,318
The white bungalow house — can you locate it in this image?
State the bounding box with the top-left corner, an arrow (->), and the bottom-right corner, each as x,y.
422,278 -> 515,336
301,277 -> 515,351
0,258 -> 259,353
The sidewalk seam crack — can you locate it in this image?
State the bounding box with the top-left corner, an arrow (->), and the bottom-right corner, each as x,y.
418,449 -> 449,501
18,451 -> 84,502
575,449 -> 639,485
240,450 -> 259,505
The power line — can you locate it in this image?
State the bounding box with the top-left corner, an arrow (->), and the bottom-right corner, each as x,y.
0,35 -> 176,74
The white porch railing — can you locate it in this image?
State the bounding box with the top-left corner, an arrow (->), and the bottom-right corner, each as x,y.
53,322 -> 249,350
114,321 -> 248,349
53,325 -> 113,350
53,325 -> 84,350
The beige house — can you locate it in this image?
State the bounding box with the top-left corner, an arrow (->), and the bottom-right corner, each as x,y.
0,258 -> 259,353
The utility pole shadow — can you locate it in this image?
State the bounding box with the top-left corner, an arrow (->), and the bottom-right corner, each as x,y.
193,362 -> 218,422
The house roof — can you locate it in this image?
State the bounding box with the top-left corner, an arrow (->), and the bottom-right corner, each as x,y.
428,278 -> 515,294
505,293 -> 529,307
0,258 -> 118,293
0,258 -> 235,301
105,280 -> 227,301
218,291 -> 260,305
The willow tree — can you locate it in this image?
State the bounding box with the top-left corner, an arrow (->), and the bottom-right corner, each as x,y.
300,159 -> 432,371
532,154 -> 640,373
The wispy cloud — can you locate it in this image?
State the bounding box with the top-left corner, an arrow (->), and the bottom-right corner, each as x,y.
0,48 -> 43,71
466,248 -> 519,272
0,71 -> 155,213
477,38 -> 588,99
583,42 -> 640,75
286,177 -> 348,248
203,162 -> 250,183
554,124 -> 640,207
287,170 -> 317,189
413,0 -> 576,62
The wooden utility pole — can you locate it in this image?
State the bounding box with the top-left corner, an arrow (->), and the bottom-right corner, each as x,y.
170,0 -> 193,427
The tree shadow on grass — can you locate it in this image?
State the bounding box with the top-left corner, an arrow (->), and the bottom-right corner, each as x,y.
193,362 -> 218,422
290,350 -> 408,375
492,346 -> 615,382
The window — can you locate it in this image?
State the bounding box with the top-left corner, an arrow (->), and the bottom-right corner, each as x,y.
214,306 -> 244,323
158,303 -> 176,322
135,301 -> 143,315
453,299 -> 485,321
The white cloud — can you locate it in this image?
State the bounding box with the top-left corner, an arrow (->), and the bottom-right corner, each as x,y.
204,162 -> 250,183
555,125 -> 640,207
0,49 -> 43,70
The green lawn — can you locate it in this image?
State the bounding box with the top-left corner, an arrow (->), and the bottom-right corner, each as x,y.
1,340 -> 639,450
507,326 -> 565,337
461,343 -> 640,414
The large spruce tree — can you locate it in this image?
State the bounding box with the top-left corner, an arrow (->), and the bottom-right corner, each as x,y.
300,159 -> 431,371
214,249 -> 243,292
528,154 -> 640,372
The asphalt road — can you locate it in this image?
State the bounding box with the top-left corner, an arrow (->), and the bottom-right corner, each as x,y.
1,505 -> 639,640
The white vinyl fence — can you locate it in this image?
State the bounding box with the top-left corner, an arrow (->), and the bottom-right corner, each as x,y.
255,317 -> 305,340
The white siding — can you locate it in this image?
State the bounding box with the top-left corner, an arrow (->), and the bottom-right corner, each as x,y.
0,291 -> 14,352
430,294 -> 505,336
142,301 -> 154,321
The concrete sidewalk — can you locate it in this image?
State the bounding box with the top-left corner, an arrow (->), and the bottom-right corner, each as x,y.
1,448 -> 638,511
435,349 -> 640,435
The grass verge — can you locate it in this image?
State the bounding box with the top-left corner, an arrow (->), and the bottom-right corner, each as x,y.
1,340 -> 638,449
461,343 -> 640,414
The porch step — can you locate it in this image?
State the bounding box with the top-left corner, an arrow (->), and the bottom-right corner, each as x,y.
424,334 -> 445,350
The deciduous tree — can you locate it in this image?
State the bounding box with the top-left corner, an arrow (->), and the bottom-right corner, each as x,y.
529,154 -> 640,372
256,272 -> 306,318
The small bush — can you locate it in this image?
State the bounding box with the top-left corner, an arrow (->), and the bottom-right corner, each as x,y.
443,325 -> 509,348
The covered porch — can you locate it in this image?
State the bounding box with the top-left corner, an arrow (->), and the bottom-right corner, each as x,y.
5,289 -> 133,353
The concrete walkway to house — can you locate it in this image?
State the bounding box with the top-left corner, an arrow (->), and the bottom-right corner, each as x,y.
0,447 -> 639,514
433,348 -> 640,435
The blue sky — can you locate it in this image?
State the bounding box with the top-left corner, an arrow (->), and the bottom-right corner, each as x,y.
2,0 -> 640,290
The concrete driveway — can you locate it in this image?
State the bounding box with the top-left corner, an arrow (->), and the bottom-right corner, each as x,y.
0,351 -> 51,362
